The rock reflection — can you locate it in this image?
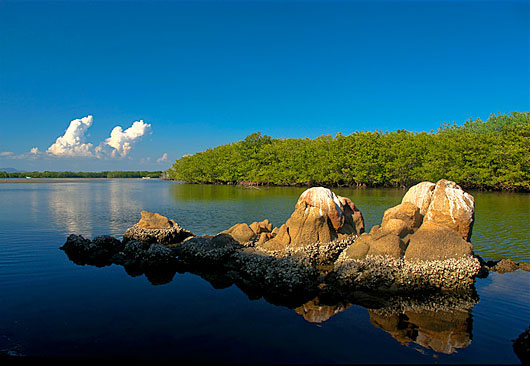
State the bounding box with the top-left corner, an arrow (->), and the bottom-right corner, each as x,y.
294,297 -> 351,323
369,305 -> 473,354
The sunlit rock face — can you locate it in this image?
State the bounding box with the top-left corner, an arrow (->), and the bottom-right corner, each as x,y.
422,179 -> 475,241
259,187 -> 364,252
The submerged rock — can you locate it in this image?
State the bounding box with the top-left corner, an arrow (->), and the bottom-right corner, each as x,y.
123,210 -> 194,245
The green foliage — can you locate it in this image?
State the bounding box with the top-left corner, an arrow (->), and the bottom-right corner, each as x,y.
1,171 -> 163,178
167,112 -> 530,191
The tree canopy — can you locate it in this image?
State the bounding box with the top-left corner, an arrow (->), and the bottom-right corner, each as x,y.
168,112 -> 530,191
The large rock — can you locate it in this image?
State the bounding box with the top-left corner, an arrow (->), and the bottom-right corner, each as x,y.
259,187 -> 364,251
123,211 -> 194,245
404,222 -> 473,261
423,179 -> 475,240
381,202 -> 422,231
401,181 -> 436,216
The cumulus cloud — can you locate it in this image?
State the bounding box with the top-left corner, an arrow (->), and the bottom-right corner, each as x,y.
157,152 -> 168,163
0,152 -> 13,156
30,147 -> 39,154
47,115 -> 94,157
99,120 -> 151,158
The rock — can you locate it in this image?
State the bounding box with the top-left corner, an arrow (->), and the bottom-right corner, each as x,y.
341,234 -> 371,260
60,234 -> 124,265
404,222 -> 473,261
337,196 -> 365,236
123,211 -> 194,245
175,233 -> 241,265
401,181 -> 436,216
494,259 -> 519,273
380,218 -> 410,238
367,234 -> 406,259
259,187 -> 364,252
513,327 -> 530,366
519,262 -> 530,272
249,219 -> 273,235
223,223 -> 257,244
423,179 -> 475,240
381,202 -> 422,231
138,210 -> 174,229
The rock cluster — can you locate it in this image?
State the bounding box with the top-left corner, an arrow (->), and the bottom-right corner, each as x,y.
61,181 -> 498,294
334,179 -> 482,290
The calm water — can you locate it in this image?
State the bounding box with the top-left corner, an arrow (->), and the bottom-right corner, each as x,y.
0,179 -> 529,363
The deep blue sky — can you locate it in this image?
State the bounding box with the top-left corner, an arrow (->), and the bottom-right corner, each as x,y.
0,0 -> 528,171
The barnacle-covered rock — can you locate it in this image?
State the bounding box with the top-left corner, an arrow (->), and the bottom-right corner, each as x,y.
123,210 -> 194,245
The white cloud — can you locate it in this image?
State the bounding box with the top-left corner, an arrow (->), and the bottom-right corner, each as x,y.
30,147 -> 39,154
156,152 -> 168,163
47,115 -> 94,157
99,120 -> 151,158
0,152 -> 13,156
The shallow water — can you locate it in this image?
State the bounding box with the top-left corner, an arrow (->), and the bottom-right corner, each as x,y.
0,179 -> 528,363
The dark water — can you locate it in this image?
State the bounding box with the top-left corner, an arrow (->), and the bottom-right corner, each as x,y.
0,179 -> 528,363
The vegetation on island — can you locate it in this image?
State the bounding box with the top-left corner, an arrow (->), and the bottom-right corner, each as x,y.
167,112 -> 530,191
0,171 -> 163,179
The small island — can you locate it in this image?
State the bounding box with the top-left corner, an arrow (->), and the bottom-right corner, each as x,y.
61,178 -> 528,305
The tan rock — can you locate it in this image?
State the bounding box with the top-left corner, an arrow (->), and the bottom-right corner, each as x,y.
137,210 -> 175,229
249,219 -> 273,235
402,181 -> 436,216
382,202 -> 422,231
404,222 -> 473,261
341,234 -> 371,259
222,223 -> 257,244
381,218 -> 410,238
423,179 -> 475,240
367,234 -> 406,259
258,187 -> 365,252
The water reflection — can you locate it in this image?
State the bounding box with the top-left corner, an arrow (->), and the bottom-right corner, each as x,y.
62,245 -> 478,356
48,184 -> 93,236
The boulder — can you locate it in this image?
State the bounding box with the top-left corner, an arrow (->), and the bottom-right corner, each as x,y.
123,211 -> 194,245
404,222 -> 473,261
367,234 -> 406,259
138,210 -> 174,229
493,259 -> 519,273
259,187 -> 364,251
423,179 -> 475,240
381,202 -> 422,231
401,181 -> 436,216
223,223 -> 257,244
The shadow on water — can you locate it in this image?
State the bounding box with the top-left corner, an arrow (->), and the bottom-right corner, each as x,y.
62,244 -> 478,356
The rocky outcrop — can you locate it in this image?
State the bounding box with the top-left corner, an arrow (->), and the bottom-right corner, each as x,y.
334,179 -> 481,290
258,187 -> 364,253
62,181 -> 489,294
123,210 -> 194,245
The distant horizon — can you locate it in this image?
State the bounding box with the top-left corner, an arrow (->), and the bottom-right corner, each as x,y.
1,0 -> 528,171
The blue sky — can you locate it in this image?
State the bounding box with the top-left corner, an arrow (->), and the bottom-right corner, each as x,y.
0,0 -> 528,171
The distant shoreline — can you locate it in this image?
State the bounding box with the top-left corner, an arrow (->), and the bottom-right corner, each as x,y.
0,179 -> 107,183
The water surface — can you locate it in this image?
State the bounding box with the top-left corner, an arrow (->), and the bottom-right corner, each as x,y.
0,179 -> 528,363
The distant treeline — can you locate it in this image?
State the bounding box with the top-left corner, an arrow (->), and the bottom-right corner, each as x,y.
167,112 -> 530,191
1,171 -> 163,179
